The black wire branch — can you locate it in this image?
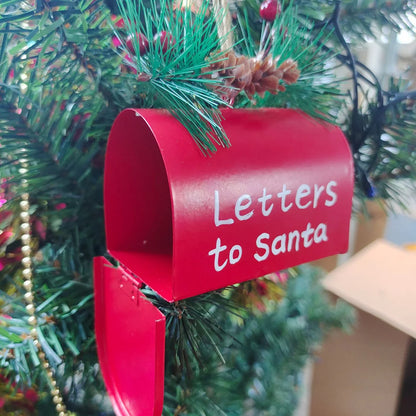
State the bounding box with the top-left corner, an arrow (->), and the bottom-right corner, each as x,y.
386,89 -> 416,106
311,1 -> 416,198
330,1 -> 360,150
355,61 -> 384,106
319,23 -> 415,158
362,88 -> 416,149
316,41 -> 382,91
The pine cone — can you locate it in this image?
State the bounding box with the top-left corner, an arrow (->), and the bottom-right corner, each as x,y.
200,51 -> 251,102
247,54 -> 283,98
277,58 -> 301,86
201,52 -> 300,103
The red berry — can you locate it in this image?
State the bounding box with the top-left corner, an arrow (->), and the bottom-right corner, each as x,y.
126,36 -> 134,54
126,33 -> 149,56
138,34 -> 149,55
259,0 -> 281,22
153,31 -> 175,54
0,229 -> 13,246
24,387 -> 39,403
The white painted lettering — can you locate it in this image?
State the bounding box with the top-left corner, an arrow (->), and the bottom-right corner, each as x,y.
208,238 -> 228,271
288,230 -> 300,251
271,234 -> 286,255
301,222 -> 314,248
325,181 -> 338,207
229,245 -> 243,264
296,184 -> 312,209
313,184 -> 325,208
314,223 -> 328,243
235,194 -> 253,221
214,190 -> 234,226
254,233 -> 270,262
277,184 -> 293,212
258,188 -> 274,216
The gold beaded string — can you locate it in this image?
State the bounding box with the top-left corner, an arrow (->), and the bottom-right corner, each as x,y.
19,168 -> 69,416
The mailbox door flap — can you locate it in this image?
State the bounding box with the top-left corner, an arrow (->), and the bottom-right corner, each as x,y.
94,256 -> 165,416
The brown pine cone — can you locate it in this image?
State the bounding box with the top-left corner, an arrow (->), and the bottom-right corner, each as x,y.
201,51 -> 300,103
247,54 -> 282,98
277,58 -> 301,86
200,51 -> 252,102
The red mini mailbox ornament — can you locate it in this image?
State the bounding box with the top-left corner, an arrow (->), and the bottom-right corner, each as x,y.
94,108 -> 354,416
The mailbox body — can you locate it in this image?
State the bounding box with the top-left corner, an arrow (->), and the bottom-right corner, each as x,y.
96,107 -> 354,416
104,108 -> 354,302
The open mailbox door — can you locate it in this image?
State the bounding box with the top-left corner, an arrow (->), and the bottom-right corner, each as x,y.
94,108 -> 354,415
94,257 -> 165,416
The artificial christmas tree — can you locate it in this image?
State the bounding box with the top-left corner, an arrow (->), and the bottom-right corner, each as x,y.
0,0 -> 415,415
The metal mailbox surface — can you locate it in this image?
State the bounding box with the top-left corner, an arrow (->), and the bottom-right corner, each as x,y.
104,108 -> 354,301
94,257 -> 166,416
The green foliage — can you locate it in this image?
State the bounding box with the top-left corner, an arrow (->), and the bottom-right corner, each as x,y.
0,0 -> 414,414
232,3 -> 344,120
258,6 -> 342,121
294,0 -> 416,41
162,267 -> 355,416
333,0 -> 416,42
300,0 -> 416,206
116,0 -> 231,153
352,78 -> 416,209
0,1 -> 115,412
237,0 -> 416,205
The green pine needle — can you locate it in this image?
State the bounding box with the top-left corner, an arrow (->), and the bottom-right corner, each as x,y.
115,0 -> 231,153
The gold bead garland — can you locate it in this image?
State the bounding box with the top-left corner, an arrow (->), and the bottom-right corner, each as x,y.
19,169 -> 69,416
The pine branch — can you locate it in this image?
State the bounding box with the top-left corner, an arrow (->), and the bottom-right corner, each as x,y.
0,5 -> 111,410
298,0 -> 416,203
317,1 -> 361,150
297,0 -> 416,41
0,239 -> 99,407
0,97 -> 100,204
2,0 -> 131,115
163,266 -> 355,416
231,2 -> 343,121
142,287 -> 241,380
115,0 -> 231,153
338,0 -> 416,40
346,78 -> 416,205
0,1 -> 414,414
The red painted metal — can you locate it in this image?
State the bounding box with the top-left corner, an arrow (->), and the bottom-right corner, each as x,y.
103,108 -> 354,302
94,257 -> 165,416
94,108 -> 354,415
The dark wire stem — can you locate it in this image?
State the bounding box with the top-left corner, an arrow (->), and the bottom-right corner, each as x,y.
330,1 -> 360,151
386,89 -> 416,106
316,15 -> 416,155
316,41 -> 381,90
0,22 -> 9,75
314,2 -> 416,192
